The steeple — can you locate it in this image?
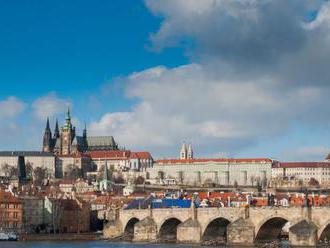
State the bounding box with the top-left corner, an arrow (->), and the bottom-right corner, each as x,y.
187,143 -> 193,159
103,160 -> 108,181
180,142 -> 187,160
83,122 -> 87,139
42,117 -> 52,152
54,119 -> 60,139
46,117 -> 50,131
65,107 -> 72,128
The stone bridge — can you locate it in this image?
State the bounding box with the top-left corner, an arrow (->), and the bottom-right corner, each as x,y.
104,206 -> 330,246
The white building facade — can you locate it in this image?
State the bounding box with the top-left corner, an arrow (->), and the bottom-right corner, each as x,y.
272,162 -> 330,186
147,158 -> 272,186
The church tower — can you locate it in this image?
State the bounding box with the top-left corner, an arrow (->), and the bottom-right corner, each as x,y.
61,108 -> 75,155
180,142 -> 187,160
187,143 -> 193,159
42,118 -> 52,152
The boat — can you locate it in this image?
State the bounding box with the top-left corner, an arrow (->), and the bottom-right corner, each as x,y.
0,232 -> 18,241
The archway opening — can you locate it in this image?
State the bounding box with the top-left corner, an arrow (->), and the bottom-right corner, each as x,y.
124,217 -> 139,241
159,218 -> 182,242
255,217 -> 289,243
320,224 -> 330,243
202,217 -> 230,244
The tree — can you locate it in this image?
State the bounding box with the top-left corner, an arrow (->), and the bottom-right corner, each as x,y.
114,175 -> 125,184
64,164 -> 81,180
25,162 -> 33,179
308,178 -> 320,187
134,176 -> 145,185
1,163 -> 18,178
250,176 -> 255,186
33,167 -> 48,186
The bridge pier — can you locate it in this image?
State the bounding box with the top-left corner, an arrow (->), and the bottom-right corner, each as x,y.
103,220 -> 123,239
133,216 -> 157,242
177,218 -> 201,243
227,217 -> 255,246
289,220 -> 318,247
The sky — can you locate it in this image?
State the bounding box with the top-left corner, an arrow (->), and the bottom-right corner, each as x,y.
1,0 -> 330,161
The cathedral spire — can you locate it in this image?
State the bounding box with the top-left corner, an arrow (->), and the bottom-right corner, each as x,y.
42,117 -> 52,152
65,107 -> 72,128
46,117 -> 50,131
54,119 -> 60,139
83,122 -> 87,138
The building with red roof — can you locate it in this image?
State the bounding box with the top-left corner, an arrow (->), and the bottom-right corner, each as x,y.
272,161 -> 330,187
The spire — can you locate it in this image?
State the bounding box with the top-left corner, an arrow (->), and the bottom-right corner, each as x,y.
187,143 -> 193,159
180,142 -> 187,160
65,107 -> 72,128
83,122 -> 87,138
43,118 -> 52,152
54,119 -> 60,139
103,160 -> 108,181
46,117 -> 50,131
66,107 -> 71,120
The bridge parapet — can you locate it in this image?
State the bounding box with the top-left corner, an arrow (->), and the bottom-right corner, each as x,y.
103,206 -> 330,246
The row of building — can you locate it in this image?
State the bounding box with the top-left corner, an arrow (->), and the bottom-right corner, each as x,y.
1,110 -> 330,189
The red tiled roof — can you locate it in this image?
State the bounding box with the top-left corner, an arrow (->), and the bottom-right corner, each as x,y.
85,150 -> 153,160
85,150 -> 131,159
156,158 -> 272,164
274,162 -> 330,168
130,152 -> 153,160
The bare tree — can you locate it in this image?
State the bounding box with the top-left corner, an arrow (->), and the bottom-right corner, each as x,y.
33,167 -> 48,185
1,164 -> 19,178
25,162 -> 33,179
64,164 -> 81,180
134,176 -> 145,185
250,175 -> 255,186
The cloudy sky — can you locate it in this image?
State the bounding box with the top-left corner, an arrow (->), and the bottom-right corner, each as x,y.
1,0 -> 330,161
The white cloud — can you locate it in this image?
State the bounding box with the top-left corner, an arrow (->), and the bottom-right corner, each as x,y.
32,92 -> 71,120
90,63 -> 330,157
0,97 -> 25,118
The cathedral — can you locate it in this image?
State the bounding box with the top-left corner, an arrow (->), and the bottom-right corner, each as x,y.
42,108 -> 118,155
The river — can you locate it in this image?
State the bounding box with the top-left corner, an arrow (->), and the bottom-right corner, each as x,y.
0,241 -> 291,248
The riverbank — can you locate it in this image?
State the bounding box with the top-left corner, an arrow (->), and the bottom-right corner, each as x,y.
20,233 -> 102,241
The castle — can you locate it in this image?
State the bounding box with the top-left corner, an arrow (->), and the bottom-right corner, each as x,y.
42,108 -> 118,155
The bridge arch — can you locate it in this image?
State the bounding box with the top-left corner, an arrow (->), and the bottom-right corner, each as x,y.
318,221 -> 330,242
255,216 -> 289,243
123,217 -> 140,240
158,217 -> 182,242
202,217 -> 230,243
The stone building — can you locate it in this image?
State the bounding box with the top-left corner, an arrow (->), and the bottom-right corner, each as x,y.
59,198 -> 90,233
146,144 -> 272,186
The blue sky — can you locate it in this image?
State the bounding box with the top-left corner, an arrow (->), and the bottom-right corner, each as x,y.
1,0 -> 330,161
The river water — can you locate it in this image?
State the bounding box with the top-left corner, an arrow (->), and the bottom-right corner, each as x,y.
0,241 -> 291,248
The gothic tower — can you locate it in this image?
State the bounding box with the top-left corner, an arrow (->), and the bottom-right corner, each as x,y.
180,142 -> 187,160
61,108 -> 75,155
42,117 -> 52,152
